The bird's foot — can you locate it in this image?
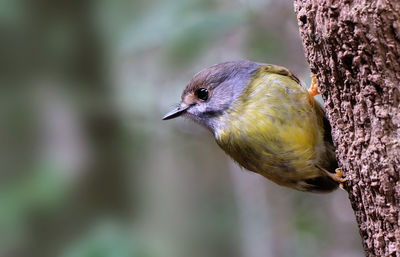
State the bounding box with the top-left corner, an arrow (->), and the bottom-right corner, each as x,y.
308,75 -> 321,106
316,165 -> 347,190
326,168 -> 347,190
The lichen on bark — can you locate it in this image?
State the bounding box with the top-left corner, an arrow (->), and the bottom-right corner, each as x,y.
294,0 -> 400,256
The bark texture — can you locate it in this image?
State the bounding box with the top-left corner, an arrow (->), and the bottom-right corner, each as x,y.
294,1 -> 400,256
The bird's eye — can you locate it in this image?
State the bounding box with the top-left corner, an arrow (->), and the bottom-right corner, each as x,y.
195,88 -> 209,101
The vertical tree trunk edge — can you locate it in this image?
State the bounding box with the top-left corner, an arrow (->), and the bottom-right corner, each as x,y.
294,1 -> 400,256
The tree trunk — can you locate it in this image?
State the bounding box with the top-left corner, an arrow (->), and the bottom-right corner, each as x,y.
294,1 -> 400,256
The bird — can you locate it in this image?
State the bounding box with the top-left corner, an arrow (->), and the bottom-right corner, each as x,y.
163,60 -> 345,193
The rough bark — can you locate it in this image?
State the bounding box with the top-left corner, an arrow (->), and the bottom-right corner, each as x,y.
294,1 -> 400,256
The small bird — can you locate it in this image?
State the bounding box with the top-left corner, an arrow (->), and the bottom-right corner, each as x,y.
163,61 -> 345,193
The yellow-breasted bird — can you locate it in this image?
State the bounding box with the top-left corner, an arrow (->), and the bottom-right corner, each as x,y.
163,61 -> 345,193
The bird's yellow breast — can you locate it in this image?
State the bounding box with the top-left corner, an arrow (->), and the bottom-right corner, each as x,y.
214,69 -> 326,189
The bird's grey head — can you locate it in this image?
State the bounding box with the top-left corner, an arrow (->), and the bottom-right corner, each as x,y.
163,60 -> 261,133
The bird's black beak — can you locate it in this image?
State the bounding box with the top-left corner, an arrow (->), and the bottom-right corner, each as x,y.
162,104 -> 189,120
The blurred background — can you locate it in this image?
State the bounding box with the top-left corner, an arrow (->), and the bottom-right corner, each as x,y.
0,0 -> 363,256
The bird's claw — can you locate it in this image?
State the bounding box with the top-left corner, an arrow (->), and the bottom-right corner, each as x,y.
317,165 -> 348,190
334,169 -> 347,190
308,75 -> 321,106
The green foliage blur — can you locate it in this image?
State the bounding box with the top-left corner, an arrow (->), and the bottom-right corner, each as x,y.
0,0 -> 362,257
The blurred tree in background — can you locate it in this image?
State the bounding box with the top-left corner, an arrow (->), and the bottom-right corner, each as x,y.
0,0 -> 363,257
